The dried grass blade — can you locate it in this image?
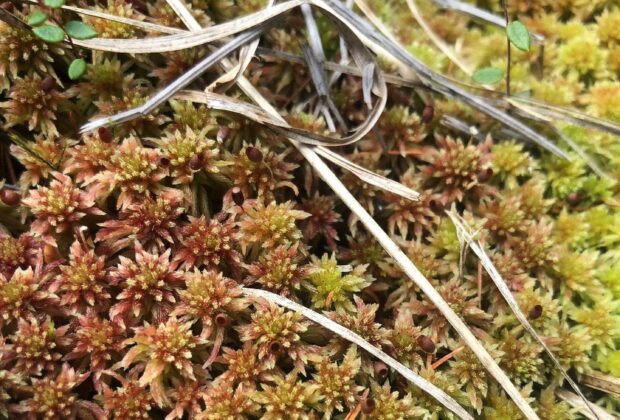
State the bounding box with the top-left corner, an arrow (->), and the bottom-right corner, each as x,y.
405,0 -> 473,75
301,43 -> 348,132
553,126 -> 615,181
350,0 -> 398,45
209,0 -> 273,91
315,146 -> 420,201
433,0 -> 504,26
175,90 -> 290,128
164,0 -> 201,31
361,63 -> 375,107
242,288 -> 474,420
507,100 -> 615,181
168,0 -> 234,90
80,4 -> 389,148
431,0 -> 544,44
227,7 -> 391,146
582,372 -> 620,397
166,0 -> 258,92
318,8 -> 389,134
319,0 -> 565,160
301,43 -> 330,100
175,89 -> 381,147
74,0 -> 306,53
556,390 -> 614,420
440,115 -> 484,140
80,28 -> 268,133
508,97 -> 620,137
350,0 -> 427,90
301,4 -> 327,62
255,47 -> 427,89
446,210 -> 604,420
72,0 -> 565,159
176,90 -> 419,202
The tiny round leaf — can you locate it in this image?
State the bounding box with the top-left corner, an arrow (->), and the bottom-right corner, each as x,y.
65,21 -> 98,40
32,25 -> 65,43
68,58 -> 87,80
473,67 -> 504,84
507,21 -> 531,52
27,10 -> 48,27
43,0 -> 65,8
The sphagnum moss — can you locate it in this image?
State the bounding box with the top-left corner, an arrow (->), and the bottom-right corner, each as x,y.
1,0 -> 620,418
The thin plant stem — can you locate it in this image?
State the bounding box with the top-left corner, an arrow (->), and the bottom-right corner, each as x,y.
431,346 -> 465,370
501,0 -> 511,96
48,11 -> 78,57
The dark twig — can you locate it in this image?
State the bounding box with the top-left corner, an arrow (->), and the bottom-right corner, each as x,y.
501,0 -> 511,96
0,5 -> 30,30
4,131 -> 55,169
48,12 -> 79,57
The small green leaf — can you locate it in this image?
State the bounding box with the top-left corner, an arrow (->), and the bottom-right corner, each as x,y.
473,67 -> 504,84
43,0 -> 65,8
507,20 -> 531,52
68,58 -> 87,80
27,10 -> 48,27
32,25 -> 65,44
65,21 -> 98,40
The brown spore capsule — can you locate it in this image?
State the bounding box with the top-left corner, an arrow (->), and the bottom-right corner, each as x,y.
40,76 -> 56,93
129,0 -> 147,13
374,361 -> 388,380
567,192 -> 581,206
44,244 -> 61,263
245,146 -> 263,163
0,189 -> 20,206
215,313 -> 230,328
429,199 -> 444,214
231,187 -> 244,206
269,341 -> 282,353
477,167 -> 493,183
361,397 -> 376,414
189,154 -> 204,170
528,304 -> 543,320
98,126 -> 113,143
422,105 -> 434,123
417,335 -> 435,354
